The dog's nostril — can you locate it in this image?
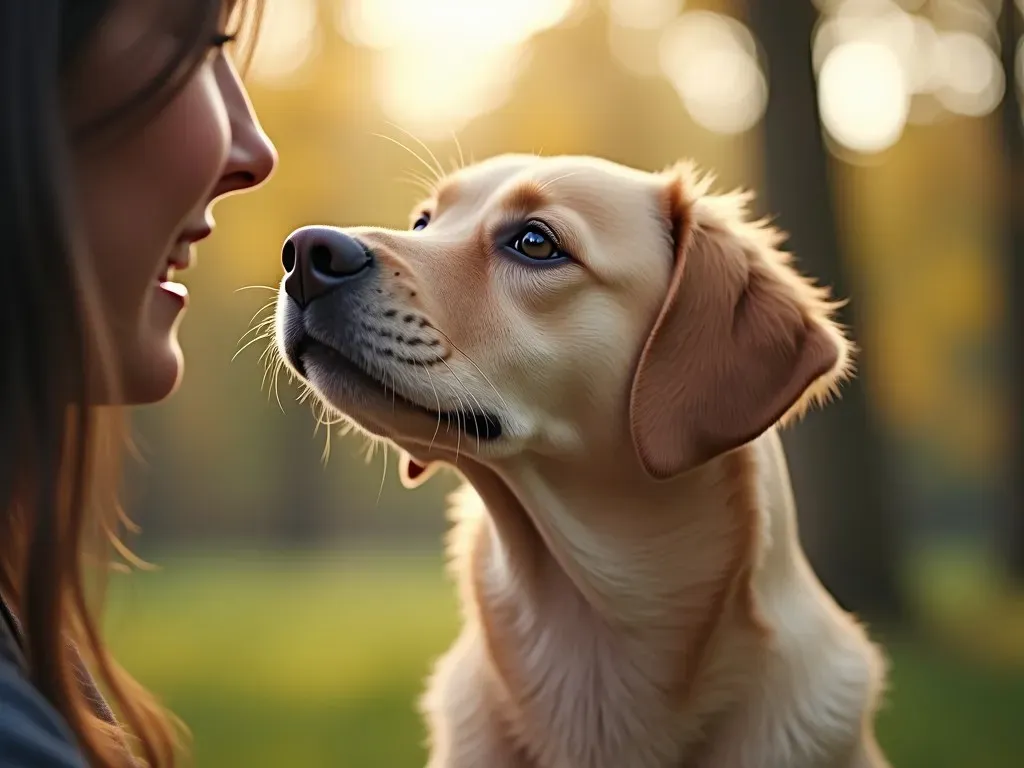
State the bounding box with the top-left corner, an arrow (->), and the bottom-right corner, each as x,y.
310,243 -> 333,276
282,240 -> 296,273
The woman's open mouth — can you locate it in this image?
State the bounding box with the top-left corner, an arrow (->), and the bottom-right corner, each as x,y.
156,265 -> 188,299
293,335 -> 503,441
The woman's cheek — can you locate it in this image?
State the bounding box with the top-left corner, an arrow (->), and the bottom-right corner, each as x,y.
158,63 -> 232,220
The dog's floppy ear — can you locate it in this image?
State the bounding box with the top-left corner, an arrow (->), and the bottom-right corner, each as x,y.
399,452 -> 441,489
629,169 -> 852,480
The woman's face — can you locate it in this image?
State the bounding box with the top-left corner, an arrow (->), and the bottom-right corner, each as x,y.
67,0 -> 277,404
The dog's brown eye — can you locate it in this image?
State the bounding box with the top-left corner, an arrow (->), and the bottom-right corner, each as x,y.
412,213 -> 430,231
514,227 -> 556,260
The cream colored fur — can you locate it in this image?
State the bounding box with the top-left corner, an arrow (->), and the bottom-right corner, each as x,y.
275,154 -> 891,768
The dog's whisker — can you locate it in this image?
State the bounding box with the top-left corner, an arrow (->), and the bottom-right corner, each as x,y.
321,415 -> 333,465
537,171 -> 578,193
436,358 -> 487,454
383,121 -> 446,181
272,356 -> 287,413
419,362 -> 443,453
397,177 -> 432,197
259,345 -> 274,392
232,331 -> 273,362
234,284 -> 278,294
453,402 -> 464,462
257,341 -> 277,367
429,326 -> 510,412
259,340 -> 277,388
376,442 -> 389,506
437,356 -> 487,419
440,376 -> 469,463
451,130 -> 466,171
245,300 -> 278,327
257,329 -> 284,364
399,169 -> 437,196
237,315 -> 276,351
237,318 -> 274,347
257,341 -> 288,415
374,132 -> 443,185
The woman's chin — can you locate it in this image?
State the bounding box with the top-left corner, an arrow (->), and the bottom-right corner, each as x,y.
119,334 -> 184,406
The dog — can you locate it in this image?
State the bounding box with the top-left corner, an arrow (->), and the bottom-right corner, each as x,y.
274,154 -> 890,768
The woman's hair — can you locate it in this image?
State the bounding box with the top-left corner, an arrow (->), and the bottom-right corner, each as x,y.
0,1 -> 261,765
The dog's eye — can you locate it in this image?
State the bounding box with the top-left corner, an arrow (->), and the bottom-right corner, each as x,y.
510,226 -> 557,260
412,213 -> 431,231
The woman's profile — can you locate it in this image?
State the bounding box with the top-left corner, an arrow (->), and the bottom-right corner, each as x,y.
0,0 -> 276,765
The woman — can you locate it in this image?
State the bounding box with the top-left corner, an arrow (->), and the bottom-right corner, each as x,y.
0,0 -> 276,765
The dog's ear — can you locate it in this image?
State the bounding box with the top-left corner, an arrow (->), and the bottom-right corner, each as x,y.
629,169 -> 852,480
399,452 -> 441,489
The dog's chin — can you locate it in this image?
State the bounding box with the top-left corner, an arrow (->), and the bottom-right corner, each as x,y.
289,335 -> 504,446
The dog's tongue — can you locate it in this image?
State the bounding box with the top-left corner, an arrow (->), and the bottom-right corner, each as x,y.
407,459 -> 428,480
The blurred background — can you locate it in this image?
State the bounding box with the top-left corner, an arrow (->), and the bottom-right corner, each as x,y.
104,0 -> 1024,765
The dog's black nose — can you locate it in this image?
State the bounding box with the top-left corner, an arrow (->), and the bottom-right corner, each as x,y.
282,226 -> 373,307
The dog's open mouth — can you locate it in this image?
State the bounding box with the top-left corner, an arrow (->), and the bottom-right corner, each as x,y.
295,335 -> 503,441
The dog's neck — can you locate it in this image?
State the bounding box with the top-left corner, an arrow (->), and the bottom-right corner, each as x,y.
449,439 -> 770,765
459,440 -> 765,633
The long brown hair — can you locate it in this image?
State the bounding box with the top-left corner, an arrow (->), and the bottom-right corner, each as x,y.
0,1 -> 262,765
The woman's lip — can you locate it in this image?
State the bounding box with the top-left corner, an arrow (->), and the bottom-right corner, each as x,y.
158,280 -> 189,303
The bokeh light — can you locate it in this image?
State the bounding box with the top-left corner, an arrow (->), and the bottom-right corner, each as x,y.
812,0 -> 1006,154
247,0 -> 318,84
608,0 -> 684,30
605,0 -> 685,78
658,11 -> 767,135
934,30 -> 1004,117
819,40 -> 910,153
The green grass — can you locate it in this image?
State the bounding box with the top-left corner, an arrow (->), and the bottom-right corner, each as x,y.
105,551 -> 1024,767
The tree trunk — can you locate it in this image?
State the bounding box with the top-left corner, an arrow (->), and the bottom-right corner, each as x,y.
270,403 -> 334,546
997,0 -> 1024,580
747,0 -> 905,623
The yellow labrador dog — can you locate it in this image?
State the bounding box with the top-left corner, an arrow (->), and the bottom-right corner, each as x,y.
274,154 -> 890,768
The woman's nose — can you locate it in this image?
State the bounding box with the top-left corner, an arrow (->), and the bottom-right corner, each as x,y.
214,62 -> 278,197
219,123 -> 277,196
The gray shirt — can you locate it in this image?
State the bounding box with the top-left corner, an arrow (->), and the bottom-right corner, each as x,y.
0,595 -> 91,767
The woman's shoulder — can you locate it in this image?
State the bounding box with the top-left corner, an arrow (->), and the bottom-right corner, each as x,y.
0,647 -> 88,767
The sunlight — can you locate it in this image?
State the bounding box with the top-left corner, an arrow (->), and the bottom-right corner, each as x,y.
248,0 -> 318,85
373,47 -> 523,140
818,40 -> 909,153
336,0 -> 577,139
658,12 -> 767,135
338,0 -> 575,50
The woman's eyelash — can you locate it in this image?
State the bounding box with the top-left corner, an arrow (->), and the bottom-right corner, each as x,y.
210,32 -> 238,48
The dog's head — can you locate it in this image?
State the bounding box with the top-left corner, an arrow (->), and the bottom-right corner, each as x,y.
275,155 -> 850,485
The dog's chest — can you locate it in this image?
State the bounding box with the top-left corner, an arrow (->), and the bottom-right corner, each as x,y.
475,560 -> 711,768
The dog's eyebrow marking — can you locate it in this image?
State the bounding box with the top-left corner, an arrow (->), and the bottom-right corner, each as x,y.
501,180 -> 549,216
435,179 -> 460,210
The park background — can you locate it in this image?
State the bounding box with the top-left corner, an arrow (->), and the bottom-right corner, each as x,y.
105,0 -> 1024,765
